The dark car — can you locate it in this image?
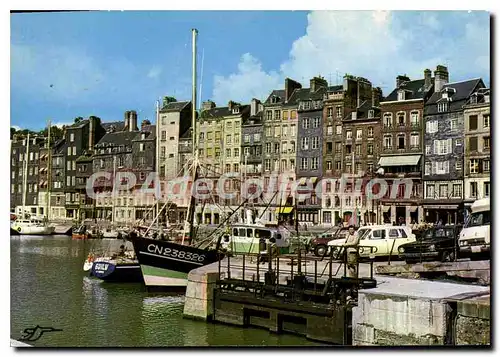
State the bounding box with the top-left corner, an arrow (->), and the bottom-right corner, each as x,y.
398,225 -> 462,264
310,227 -> 350,257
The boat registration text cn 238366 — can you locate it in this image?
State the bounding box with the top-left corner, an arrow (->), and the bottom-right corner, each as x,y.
147,244 -> 205,263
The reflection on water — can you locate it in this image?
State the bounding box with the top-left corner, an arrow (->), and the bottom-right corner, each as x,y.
11,236 -> 324,347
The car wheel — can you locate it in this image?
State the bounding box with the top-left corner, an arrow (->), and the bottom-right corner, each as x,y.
314,245 -> 327,257
441,250 -> 455,262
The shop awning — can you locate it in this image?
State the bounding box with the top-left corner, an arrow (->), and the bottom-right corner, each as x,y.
276,207 -> 294,214
378,155 -> 421,167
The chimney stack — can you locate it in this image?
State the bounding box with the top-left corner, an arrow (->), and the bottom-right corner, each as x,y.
424,69 -> 432,89
396,75 -> 410,88
128,110 -> 138,132
434,65 -> 449,92
228,101 -> 234,111
284,78 -> 302,103
124,111 -> 130,131
250,98 -> 261,116
310,76 -> 328,92
202,100 -> 216,111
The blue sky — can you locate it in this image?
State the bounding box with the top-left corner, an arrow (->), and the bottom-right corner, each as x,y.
11,10 -> 490,130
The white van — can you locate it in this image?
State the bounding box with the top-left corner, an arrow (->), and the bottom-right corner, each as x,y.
458,198 -> 490,260
327,224 -> 416,258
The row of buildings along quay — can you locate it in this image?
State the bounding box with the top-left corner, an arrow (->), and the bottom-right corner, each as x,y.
10,65 -> 490,227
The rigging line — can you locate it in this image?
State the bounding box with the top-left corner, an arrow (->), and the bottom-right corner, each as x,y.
198,48 -> 205,111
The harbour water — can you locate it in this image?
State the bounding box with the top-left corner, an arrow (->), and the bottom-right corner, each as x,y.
10,235 -> 324,347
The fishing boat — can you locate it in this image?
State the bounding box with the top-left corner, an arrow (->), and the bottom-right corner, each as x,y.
131,29 -> 225,291
84,241 -> 143,283
72,225 -> 102,239
11,217 -> 55,235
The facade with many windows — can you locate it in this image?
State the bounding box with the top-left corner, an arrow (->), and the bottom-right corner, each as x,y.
463,88 -> 490,208
423,75 -> 485,224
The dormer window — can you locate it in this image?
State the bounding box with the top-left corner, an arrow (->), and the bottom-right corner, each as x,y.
368,110 -> 374,119
232,107 -> 240,114
437,102 -> 448,113
484,94 -> 490,103
470,94 -> 478,104
141,133 -> 146,140
398,90 -> 405,101
442,92 -> 448,99
351,112 -> 357,120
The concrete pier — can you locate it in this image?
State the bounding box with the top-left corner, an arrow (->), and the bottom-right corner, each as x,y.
352,277 -> 489,345
184,256 -> 490,345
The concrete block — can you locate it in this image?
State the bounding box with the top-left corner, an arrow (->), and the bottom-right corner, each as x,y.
183,296 -> 210,320
353,324 -> 375,344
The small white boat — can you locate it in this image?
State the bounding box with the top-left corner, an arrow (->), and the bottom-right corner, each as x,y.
11,218 -> 55,235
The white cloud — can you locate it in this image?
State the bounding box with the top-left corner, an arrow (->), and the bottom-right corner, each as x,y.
212,11 -> 490,104
11,125 -> 21,130
147,65 -> 163,79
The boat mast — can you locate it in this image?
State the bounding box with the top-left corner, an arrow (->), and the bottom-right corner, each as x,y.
46,120 -> 52,221
184,28 -> 198,245
155,99 -> 160,233
112,155 -> 116,225
22,133 -> 30,218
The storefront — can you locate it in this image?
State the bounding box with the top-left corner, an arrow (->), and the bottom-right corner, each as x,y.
422,201 -> 464,225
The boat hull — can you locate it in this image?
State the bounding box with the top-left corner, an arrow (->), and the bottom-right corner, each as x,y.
91,260 -> 143,283
131,237 -> 222,290
11,225 -> 55,235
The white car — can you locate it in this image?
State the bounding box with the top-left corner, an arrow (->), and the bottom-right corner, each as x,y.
327,225 -> 416,258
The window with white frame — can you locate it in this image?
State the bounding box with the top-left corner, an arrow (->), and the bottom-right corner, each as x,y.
437,102 -> 448,113
311,157 -> 319,170
433,161 -> 449,175
70,133 -> 74,142
301,137 -> 310,150
483,159 -> 490,172
410,133 -> 419,148
410,111 -> 419,126
346,130 -> 352,140
450,119 -> 458,130
439,184 -> 448,198
367,143 -> 374,155
367,127 -> 373,137
383,113 -> 392,127
312,136 -> 319,149
301,157 -> 308,170
336,106 -> 342,118
483,114 -> 490,128
470,182 -> 478,197
67,146 -> 71,156
356,129 -> 362,140
452,184 -> 462,198
484,182 -> 490,197
368,110 -> 374,118
265,159 -> 271,171
244,134 -> 250,143
434,139 -> 452,155
327,107 -> 333,118
290,124 -> 296,137
398,91 -> 405,101
266,143 -> 271,153
302,118 -> 310,129
313,117 -> 320,128
73,147 -> 76,155
336,125 -> 342,135
254,133 -> 261,142
425,162 -> 431,176
456,161 -> 462,171
383,135 -> 392,148
327,125 -> 333,135
469,159 -> 479,174
426,120 -> 438,133
282,126 -> 288,137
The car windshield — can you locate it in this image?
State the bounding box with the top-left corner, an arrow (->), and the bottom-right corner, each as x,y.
466,211 -> 490,228
357,229 -> 370,240
421,228 -> 454,241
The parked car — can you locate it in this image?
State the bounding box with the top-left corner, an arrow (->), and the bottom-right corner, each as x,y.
310,228 -> 350,256
398,225 -> 462,264
327,225 -> 416,259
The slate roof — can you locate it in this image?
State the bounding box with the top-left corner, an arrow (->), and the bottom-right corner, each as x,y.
199,104 -> 250,119
343,100 -> 381,121
426,79 -> 484,105
264,90 -> 286,105
68,119 -> 89,129
133,125 -> 156,141
383,78 -> 434,102
95,131 -> 139,147
102,121 -> 125,132
243,110 -> 263,126
161,101 -> 190,113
